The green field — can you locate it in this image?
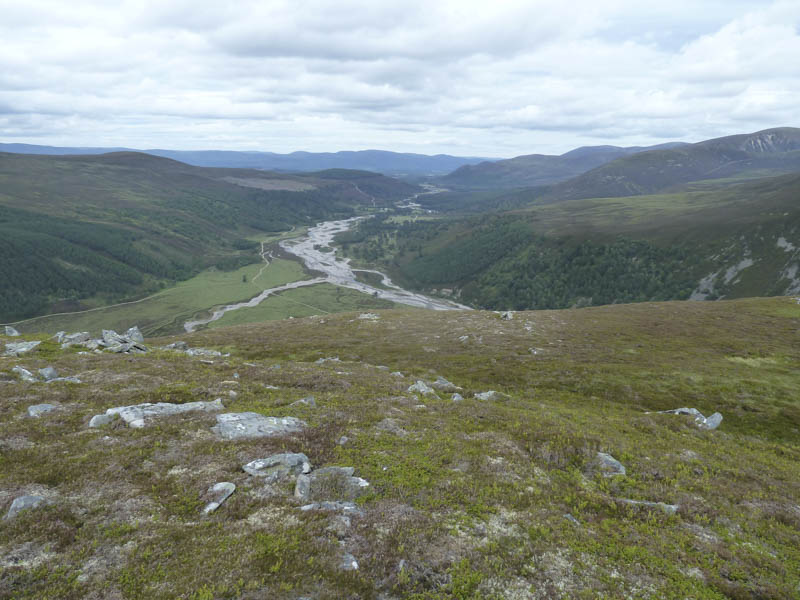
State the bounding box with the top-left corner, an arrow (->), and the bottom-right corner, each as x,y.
15,258 -> 309,337
208,283 -> 398,329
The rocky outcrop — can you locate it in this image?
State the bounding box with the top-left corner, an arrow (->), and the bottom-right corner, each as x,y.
4,341 -> 41,356
89,398 -> 224,428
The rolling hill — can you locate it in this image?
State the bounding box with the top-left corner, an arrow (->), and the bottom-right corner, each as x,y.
0,143 -> 492,177
540,127 -> 800,201
0,151 -> 417,321
440,142 -> 687,190
338,172 -> 800,310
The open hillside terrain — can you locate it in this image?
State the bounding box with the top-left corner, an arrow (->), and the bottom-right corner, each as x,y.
1,298 -> 798,599
0,152 -> 417,322
338,172 -> 800,310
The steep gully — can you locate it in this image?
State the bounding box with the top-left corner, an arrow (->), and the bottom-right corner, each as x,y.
184,192 -> 468,332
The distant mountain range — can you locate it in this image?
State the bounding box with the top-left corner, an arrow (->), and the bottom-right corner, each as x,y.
440,142 -> 688,189
0,143 -> 491,177
540,127 -> 800,201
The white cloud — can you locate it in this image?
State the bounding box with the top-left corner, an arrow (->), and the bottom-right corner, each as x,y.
0,0 -> 797,156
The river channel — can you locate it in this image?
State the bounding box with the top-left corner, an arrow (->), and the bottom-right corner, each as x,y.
184,215 -> 467,332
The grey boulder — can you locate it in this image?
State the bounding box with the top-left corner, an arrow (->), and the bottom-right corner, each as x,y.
294,466 -> 370,502
475,390 -> 509,401
4,495 -> 46,520
4,326 -> 21,336
4,341 -> 41,357
202,482 -> 235,514
618,498 -> 679,515
28,403 -> 57,417
38,366 -> 59,382
243,453 -> 312,482
408,380 -> 436,396
654,407 -> 723,430
60,331 -> 91,348
89,398 -> 224,428
290,396 -> 316,408
12,366 -> 37,382
587,452 -> 626,477
212,412 -> 306,440
431,376 -> 461,392
124,326 -> 145,343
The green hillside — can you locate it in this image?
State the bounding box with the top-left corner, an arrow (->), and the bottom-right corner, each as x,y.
338,173 -> 800,310
1,298 -> 798,598
0,152 -> 417,321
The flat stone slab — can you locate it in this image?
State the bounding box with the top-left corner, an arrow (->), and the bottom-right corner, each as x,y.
618,498 -> 679,515
4,495 -> 46,520
89,398 -> 224,428
243,453 -> 312,482
212,412 -> 306,440
475,390 -> 509,401
294,466 -> 370,502
4,341 -> 40,356
202,482 -> 235,514
28,404 -> 57,417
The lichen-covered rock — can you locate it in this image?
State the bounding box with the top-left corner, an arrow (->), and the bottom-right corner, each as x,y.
212,412 -> 306,440
4,341 -> 41,356
89,398 -> 224,428
12,366 -> 37,382
408,380 -> 435,396
587,452 -> 626,477
28,404 -> 57,417
243,453 -> 311,482
4,495 -> 46,520
38,366 -> 58,382
124,326 -> 144,343
202,482 -> 235,514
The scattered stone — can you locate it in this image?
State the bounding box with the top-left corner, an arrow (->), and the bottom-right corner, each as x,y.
124,326 -> 145,343
458,335 -> 469,342
499,311 -> 514,320
28,404 -> 57,417
431,376 -> 461,392
587,452 -> 626,478
164,341 -> 188,351
212,412 -> 306,440
338,436 -> 349,446
4,495 -> 46,520
89,398 -> 224,429
38,366 -> 58,382
202,482 -> 235,514
49,376 -> 82,384
408,380 -> 436,396
243,453 -> 312,482
475,390 -> 509,401
340,553 -> 359,571
315,357 -> 341,365
391,371 -> 403,377
4,326 -> 21,336
52,331 -> 66,343
60,332 -> 90,348
452,393 -> 464,402
290,396 -> 316,408
358,313 -> 379,321
618,498 -> 679,515
294,466 -> 370,502
3,341 -> 41,357
652,407 -> 723,430
12,366 -> 37,382
299,501 -> 364,516
563,513 -> 581,527
228,390 -> 238,400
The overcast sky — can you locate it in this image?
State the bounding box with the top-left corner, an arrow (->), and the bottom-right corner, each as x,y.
1,0 -> 798,157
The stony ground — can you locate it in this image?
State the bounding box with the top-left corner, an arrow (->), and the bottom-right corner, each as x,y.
1,298 -> 799,599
